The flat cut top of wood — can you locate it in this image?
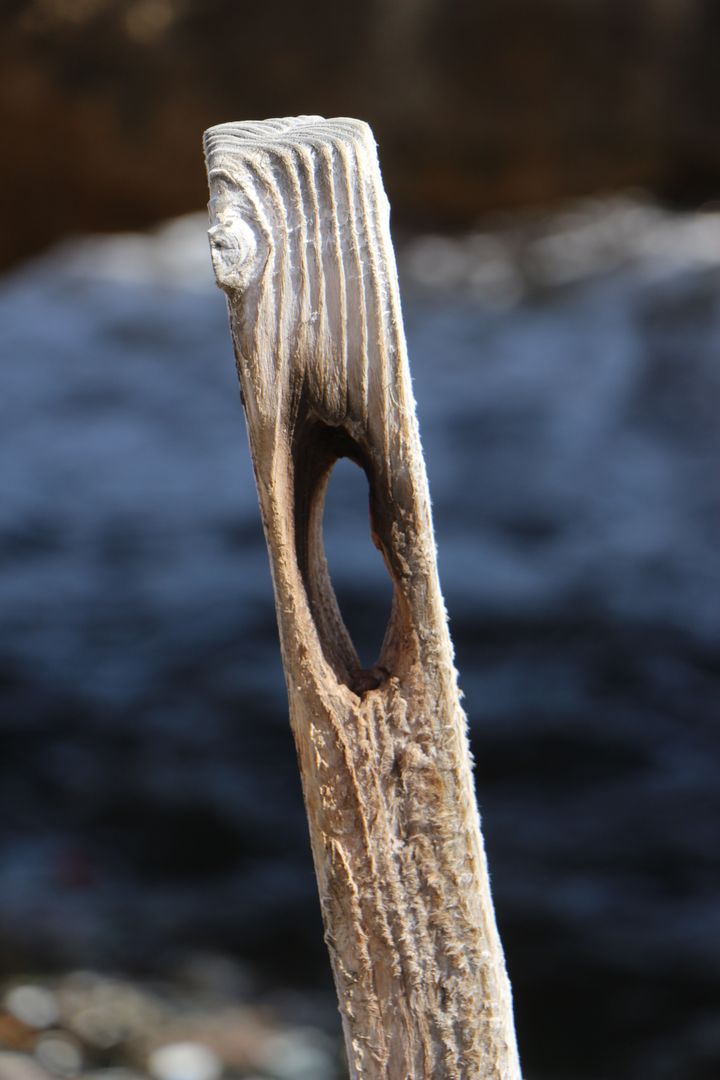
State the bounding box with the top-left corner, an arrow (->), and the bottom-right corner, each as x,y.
204,114 -> 370,147
204,116 -> 380,196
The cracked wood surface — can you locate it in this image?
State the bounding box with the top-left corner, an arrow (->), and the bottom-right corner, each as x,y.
203,115 -> 522,1079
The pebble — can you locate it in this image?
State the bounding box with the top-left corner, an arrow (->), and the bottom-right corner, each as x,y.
33,1033 -> 82,1077
0,1053 -> 53,1080
148,1042 -> 221,1080
4,987 -> 59,1031
257,1028 -> 336,1080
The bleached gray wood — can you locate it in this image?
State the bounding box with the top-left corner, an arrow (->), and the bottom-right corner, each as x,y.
203,115 -> 522,1080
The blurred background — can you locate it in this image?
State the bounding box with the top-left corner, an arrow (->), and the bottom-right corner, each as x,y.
1,2 -> 719,1078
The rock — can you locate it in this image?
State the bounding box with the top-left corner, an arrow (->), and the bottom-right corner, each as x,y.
33,1034 -> 82,1077
148,1043 -> 221,1080
3,987 -> 59,1031
0,1054 -> 53,1080
256,1029 -> 337,1080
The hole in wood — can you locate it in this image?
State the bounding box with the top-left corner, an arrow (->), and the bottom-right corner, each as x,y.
293,419 -> 402,693
322,458 -> 394,677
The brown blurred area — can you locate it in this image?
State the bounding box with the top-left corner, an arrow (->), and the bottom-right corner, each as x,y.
2,0 -> 719,270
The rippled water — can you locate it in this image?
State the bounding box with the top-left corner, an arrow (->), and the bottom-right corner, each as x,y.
1,200 -> 718,1079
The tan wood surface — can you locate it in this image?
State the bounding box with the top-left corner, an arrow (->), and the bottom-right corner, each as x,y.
203,115 -> 522,1079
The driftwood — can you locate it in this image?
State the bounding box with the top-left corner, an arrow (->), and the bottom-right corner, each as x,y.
203,115 -> 522,1079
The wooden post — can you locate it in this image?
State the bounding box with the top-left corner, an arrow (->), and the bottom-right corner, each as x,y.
203,116 -> 522,1080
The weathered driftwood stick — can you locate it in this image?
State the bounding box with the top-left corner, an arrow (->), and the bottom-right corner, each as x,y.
203,116 -> 521,1080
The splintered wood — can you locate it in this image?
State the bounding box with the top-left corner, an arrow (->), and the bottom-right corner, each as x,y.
203,115 -> 521,1080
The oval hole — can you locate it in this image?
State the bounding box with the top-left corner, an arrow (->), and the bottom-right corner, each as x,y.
323,457 -> 393,669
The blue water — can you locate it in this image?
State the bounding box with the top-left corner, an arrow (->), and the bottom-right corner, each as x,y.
1,203 -> 718,1078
